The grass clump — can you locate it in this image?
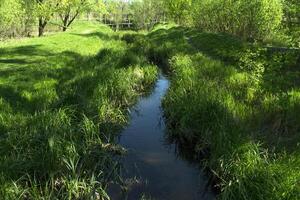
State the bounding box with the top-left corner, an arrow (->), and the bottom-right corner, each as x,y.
0,21 -> 158,199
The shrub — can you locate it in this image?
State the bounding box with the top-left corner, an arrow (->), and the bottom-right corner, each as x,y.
192,0 -> 283,41
0,0 -> 36,39
0,0 -> 24,38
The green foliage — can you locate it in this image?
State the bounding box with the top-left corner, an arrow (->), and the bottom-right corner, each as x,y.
284,0 -> 300,25
163,0 -> 192,25
192,0 -> 284,41
130,0 -> 166,30
279,0 -> 300,47
35,0 -> 60,22
0,0 -> 26,38
58,0 -> 96,31
104,0 -> 131,31
0,0 -> 107,38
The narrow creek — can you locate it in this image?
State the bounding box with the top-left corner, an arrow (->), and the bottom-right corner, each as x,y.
111,73 -> 214,200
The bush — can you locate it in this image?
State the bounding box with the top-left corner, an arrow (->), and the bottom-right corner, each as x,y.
192,0 -> 283,41
0,0 -> 35,39
0,0 -> 23,38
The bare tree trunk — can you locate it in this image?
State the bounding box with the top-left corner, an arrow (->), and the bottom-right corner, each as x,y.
62,15 -> 69,31
61,10 -> 79,32
62,23 -> 68,31
38,18 -> 47,37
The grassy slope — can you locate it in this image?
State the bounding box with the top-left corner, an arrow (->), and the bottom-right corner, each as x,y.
127,25 -> 300,200
0,21 -> 158,199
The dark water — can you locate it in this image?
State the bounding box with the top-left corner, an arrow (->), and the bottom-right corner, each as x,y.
111,74 -> 214,200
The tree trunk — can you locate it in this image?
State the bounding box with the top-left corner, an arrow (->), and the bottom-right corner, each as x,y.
62,16 -> 69,32
62,11 -> 79,32
38,19 -> 46,37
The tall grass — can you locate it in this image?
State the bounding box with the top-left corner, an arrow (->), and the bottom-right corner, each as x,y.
140,25 -> 300,199
0,21 -> 158,199
1,20 -> 299,199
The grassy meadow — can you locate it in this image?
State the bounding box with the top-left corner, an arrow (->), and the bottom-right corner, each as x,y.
129,25 -> 299,200
0,21 -> 158,199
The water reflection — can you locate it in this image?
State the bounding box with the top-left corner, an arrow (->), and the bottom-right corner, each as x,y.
111,74 -> 215,200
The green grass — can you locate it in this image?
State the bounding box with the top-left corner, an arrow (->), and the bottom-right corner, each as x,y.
128,25 -> 300,200
1,20 -> 299,200
0,21 -> 158,199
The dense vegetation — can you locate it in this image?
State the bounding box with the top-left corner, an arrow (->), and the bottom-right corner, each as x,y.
1,0 -> 299,199
135,25 -> 300,200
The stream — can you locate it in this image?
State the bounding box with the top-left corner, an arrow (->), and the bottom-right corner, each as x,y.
110,73 -> 214,200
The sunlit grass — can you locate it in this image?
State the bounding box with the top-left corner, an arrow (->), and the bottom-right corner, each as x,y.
0,21 -> 158,199
1,20 -> 299,199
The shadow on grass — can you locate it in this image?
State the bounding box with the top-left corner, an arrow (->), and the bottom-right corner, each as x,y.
0,45 -> 47,57
0,45 -> 85,112
0,37 -> 151,188
71,31 -> 120,41
0,58 -> 30,64
0,85 -> 31,108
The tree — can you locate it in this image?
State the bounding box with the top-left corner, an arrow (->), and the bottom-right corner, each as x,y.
58,0 -> 92,31
164,0 -> 192,25
86,0 -> 107,21
35,0 -> 60,36
283,0 -> 300,28
22,0 -> 37,36
130,0 -> 166,30
192,0 -> 283,41
105,0 -> 129,31
0,0 -> 27,38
